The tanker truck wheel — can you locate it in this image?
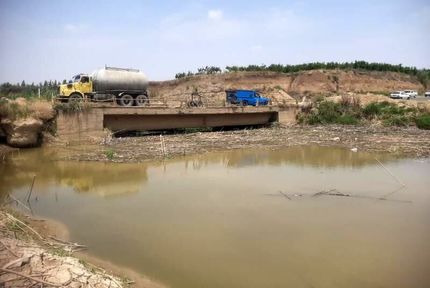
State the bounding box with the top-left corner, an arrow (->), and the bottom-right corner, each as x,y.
135,94 -> 149,106
118,94 -> 134,107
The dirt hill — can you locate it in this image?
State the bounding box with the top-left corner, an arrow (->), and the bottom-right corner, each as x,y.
149,70 -> 423,106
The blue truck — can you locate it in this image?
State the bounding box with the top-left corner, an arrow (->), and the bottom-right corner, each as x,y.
226,89 -> 270,106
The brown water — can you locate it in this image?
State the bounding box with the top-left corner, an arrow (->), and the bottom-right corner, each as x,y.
1,146 -> 430,288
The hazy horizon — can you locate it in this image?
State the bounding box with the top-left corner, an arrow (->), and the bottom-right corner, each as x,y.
1,0 -> 429,84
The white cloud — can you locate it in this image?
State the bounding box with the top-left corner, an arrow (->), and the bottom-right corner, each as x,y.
208,9 -> 223,21
158,7 -> 311,45
64,23 -> 87,33
158,10 -> 241,43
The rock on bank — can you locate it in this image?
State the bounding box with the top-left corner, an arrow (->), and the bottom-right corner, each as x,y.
0,98 -> 55,148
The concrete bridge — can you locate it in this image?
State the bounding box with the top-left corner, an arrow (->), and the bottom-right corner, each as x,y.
56,105 -> 296,139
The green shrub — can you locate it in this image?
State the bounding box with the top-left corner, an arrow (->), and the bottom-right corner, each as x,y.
316,101 -> 342,123
383,104 -> 406,115
298,100 -> 427,128
415,114 -> 430,130
54,101 -> 91,113
362,101 -> 415,120
383,115 -> 410,127
298,100 -> 361,125
304,113 -> 322,125
362,102 -> 383,118
337,114 -> 359,125
0,98 -> 8,116
104,149 -> 115,160
296,113 -> 306,124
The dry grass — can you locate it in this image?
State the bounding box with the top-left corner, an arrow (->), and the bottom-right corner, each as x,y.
0,98 -> 55,121
29,100 -> 55,120
0,208 -> 128,288
339,94 -> 361,109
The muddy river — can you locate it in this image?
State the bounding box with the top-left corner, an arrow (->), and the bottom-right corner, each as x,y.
1,146 -> 430,288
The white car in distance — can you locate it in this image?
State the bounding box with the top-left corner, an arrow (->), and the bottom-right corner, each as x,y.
390,91 -> 410,100
403,90 -> 418,98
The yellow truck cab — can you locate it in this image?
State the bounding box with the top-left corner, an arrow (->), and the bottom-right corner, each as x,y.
58,74 -> 93,101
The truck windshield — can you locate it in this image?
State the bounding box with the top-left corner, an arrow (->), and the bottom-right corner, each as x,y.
72,75 -> 80,83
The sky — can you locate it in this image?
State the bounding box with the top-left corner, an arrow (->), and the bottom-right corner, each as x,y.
0,0 -> 429,83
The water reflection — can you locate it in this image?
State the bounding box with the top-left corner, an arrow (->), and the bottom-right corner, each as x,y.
0,149 -> 148,197
179,145 -> 397,170
1,146 -> 397,199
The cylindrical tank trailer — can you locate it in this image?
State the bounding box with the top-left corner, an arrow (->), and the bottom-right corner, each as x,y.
91,67 -> 148,93
58,66 -> 149,106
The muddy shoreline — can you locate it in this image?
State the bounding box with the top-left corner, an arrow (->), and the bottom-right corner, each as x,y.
56,125 -> 430,162
0,207 -> 166,288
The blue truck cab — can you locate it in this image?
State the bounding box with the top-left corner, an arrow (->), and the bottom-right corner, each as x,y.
226,89 -> 270,106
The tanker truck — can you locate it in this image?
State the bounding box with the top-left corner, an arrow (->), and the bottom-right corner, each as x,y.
58,66 -> 149,106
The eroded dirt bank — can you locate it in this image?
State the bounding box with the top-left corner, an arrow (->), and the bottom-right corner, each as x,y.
149,70 -> 424,106
61,125 -> 430,162
0,98 -> 55,148
0,208 -> 165,288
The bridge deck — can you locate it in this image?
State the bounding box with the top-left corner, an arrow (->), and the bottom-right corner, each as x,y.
96,105 -> 278,114
101,106 -> 279,131
56,105 -> 289,138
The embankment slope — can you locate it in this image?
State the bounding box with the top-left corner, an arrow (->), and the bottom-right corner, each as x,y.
149,70 -> 423,105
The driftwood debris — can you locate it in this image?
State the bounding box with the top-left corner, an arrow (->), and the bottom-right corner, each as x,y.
374,157 -> 405,187
278,191 -> 291,200
0,267 -> 62,287
48,236 -> 88,251
265,187 -> 411,204
7,194 -> 32,213
26,175 -> 36,203
312,189 -> 338,197
2,256 -> 31,269
0,240 -> 19,258
5,213 -> 43,240
312,189 -> 411,203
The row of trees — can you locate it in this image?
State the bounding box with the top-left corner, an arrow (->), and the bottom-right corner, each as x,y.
175,61 -> 430,87
225,61 -> 423,75
175,66 -> 222,79
0,80 -> 68,99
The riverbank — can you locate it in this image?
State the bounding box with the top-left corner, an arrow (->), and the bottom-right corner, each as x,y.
58,124 -> 430,163
0,207 -> 165,288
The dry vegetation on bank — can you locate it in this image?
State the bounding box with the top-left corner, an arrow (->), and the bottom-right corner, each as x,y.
56,124 -> 430,163
0,208 -> 129,288
297,95 -> 430,128
0,98 -> 54,121
0,98 -> 56,148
